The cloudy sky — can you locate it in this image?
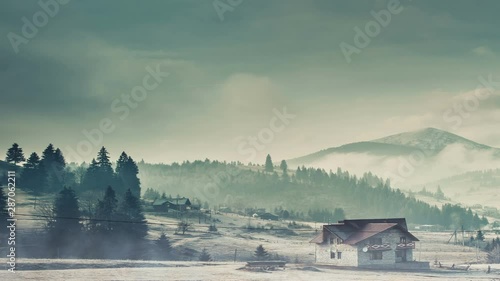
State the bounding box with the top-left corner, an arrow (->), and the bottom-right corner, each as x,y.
1,0 -> 500,164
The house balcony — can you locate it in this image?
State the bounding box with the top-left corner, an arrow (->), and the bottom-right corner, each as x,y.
396,242 -> 415,250
366,243 -> 392,251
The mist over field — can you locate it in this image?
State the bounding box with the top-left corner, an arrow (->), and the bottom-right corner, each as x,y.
1,0 -> 500,280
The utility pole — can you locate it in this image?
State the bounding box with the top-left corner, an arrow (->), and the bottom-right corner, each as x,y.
461,225 -> 465,247
234,249 -> 237,262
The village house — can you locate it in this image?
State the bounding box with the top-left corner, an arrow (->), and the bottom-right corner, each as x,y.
310,218 -> 429,269
152,197 -> 192,212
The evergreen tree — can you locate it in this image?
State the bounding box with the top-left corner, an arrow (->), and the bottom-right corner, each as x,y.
5,143 -> 25,164
94,186 -> 118,233
82,159 -> 99,190
116,152 -> 141,197
82,147 -> 115,192
0,187 -> 7,235
47,187 -> 81,257
254,244 -> 269,260
199,248 -> 212,261
47,148 -> 68,192
116,189 -> 148,240
97,146 -> 113,175
476,230 -> 485,242
154,233 -> 172,260
265,154 -> 274,172
280,160 -> 289,182
155,233 -> 172,256
21,152 -> 45,192
41,144 -> 56,167
279,160 -> 288,172
435,186 -> 445,200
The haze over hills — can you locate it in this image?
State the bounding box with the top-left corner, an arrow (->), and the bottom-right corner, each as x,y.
287,128 -> 500,187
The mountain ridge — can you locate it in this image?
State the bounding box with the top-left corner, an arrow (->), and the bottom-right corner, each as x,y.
287,127 -> 500,168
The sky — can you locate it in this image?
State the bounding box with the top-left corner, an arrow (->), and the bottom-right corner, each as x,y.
1,0 -> 500,164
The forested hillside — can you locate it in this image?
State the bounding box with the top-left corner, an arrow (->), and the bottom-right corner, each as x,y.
138,159 -> 488,229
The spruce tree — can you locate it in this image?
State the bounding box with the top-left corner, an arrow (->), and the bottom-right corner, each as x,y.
265,154 -> 274,172
199,248 -> 212,261
117,189 -> 148,240
82,159 -> 99,190
96,146 -> 113,176
254,244 -> 269,260
47,187 -> 81,256
155,233 -> 172,259
279,160 -> 288,172
94,186 -> 118,233
116,152 -> 141,197
0,187 -> 7,235
21,152 -> 44,192
5,143 -> 25,164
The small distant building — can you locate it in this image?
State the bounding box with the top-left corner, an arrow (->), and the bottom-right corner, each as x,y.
152,197 -> 192,212
310,218 -> 429,269
259,212 -> 279,221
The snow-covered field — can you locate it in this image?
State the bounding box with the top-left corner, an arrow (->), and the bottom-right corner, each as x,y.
1,259 -> 499,281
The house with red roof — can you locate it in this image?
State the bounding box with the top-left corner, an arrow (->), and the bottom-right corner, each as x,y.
310,218 -> 428,269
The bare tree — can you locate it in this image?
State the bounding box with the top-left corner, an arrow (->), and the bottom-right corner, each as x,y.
176,221 -> 191,235
488,246 -> 500,264
35,202 -> 55,228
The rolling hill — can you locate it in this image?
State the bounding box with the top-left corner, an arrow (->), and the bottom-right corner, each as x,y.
287,128 -> 500,186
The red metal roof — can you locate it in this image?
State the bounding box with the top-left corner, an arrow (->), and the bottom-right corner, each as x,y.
343,223 -> 397,245
310,218 -> 419,245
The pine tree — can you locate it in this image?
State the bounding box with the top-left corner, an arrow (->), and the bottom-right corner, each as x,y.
82,159 -> 99,190
47,187 -> 81,257
199,248 -> 212,261
82,147 -> 115,192
21,152 -> 44,192
5,143 -> 25,164
155,233 -> 172,259
265,154 -> 274,172
116,152 -> 141,197
0,187 -> 7,235
254,244 -> 269,260
279,160 -> 288,172
94,186 -> 118,233
476,230 -> 485,242
97,146 -> 113,175
41,144 -> 56,167
47,148 -> 68,192
117,189 -> 148,240
280,160 -> 289,182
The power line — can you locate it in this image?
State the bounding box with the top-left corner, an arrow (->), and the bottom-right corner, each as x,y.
12,213 -> 500,234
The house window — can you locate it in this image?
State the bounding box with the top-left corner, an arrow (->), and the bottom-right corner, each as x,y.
396,250 -> 403,258
329,236 -> 334,244
330,251 -> 335,259
370,251 -> 383,260
400,237 -> 407,243
337,252 -> 342,259
370,237 -> 382,245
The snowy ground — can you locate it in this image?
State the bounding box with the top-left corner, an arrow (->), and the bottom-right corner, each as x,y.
6,188 -> 500,280
1,259 -> 500,281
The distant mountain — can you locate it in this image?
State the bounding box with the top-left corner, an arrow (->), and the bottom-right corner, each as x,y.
372,128 -> 495,153
287,128 -> 500,185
